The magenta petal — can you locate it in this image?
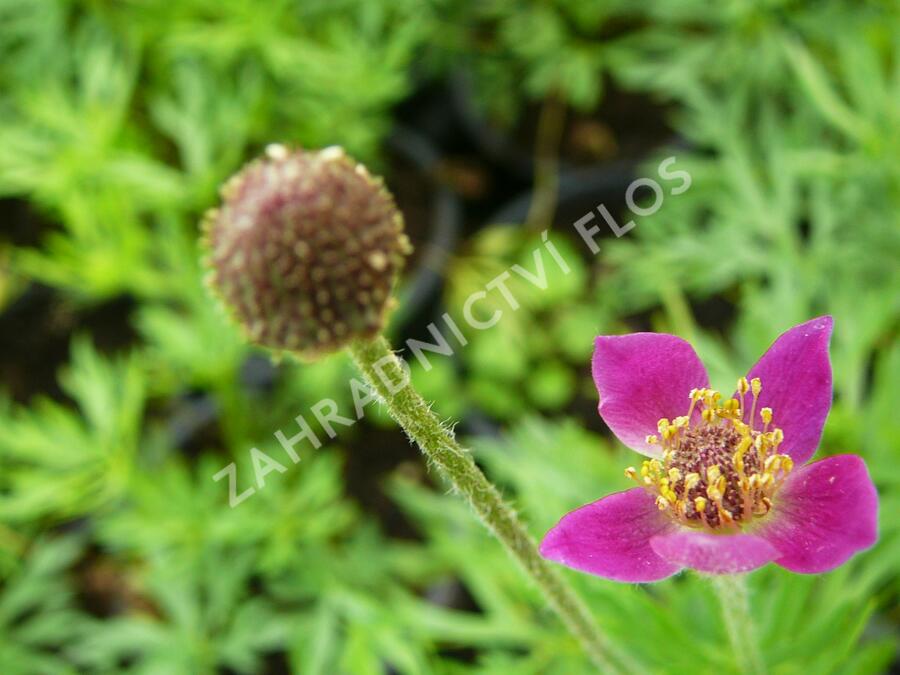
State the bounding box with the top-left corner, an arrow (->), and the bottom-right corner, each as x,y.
540,488 -> 680,582
650,531 -> 779,574
758,455 -> 878,574
593,333 -> 708,457
739,316 -> 833,464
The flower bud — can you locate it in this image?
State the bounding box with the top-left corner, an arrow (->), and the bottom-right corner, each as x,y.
202,145 -> 411,358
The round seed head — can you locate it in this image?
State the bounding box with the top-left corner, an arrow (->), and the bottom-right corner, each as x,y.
202,145 -> 411,358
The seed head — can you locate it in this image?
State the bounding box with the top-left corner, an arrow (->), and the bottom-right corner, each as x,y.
202,145 -> 411,359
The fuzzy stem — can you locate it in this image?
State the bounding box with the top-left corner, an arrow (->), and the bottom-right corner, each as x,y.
349,335 -> 632,673
710,574 -> 766,675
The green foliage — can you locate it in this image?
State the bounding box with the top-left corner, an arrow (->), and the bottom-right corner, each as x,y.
0,339 -> 144,524
0,0 -> 432,302
439,0 -> 633,122
443,226 -> 599,418
604,6 -> 900,404
0,536 -> 89,674
0,0 -> 897,673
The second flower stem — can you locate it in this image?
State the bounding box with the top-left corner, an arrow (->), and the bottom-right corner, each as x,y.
710,574 -> 766,675
349,335 -> 630,674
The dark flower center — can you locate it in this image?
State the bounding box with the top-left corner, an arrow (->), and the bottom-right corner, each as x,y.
625,378 -> 793,530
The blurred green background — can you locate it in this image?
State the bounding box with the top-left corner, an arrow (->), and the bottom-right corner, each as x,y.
0,0 -> 898,673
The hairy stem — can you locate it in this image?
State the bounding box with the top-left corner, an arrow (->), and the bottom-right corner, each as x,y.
349,335 -> 632,673
710,574 -> 766,675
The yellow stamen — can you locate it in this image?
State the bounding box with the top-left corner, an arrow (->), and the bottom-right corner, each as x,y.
719,398 -> 741,419
733,438 -> 751,484
622,375 -> 790,531
749,377 -> 761,430
764,455 -> 780,472
687,389 -> 704,419
754,434 -> 766,460
707,479 -> 724,502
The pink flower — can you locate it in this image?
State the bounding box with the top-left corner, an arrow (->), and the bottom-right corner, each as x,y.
540,317 -> 878,582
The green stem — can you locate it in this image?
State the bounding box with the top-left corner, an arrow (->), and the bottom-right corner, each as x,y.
710,575 -> 766,675
525,94 -> 565,232
349,335 -> 632,674
658,276 -> 696,343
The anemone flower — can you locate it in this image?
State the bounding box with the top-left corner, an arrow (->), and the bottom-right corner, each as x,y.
540,316 -> 878,582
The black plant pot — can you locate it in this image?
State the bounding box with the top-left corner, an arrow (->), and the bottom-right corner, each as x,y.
386,125 -> 464,331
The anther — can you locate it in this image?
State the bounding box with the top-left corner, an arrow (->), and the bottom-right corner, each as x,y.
751,378 -> 762,396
